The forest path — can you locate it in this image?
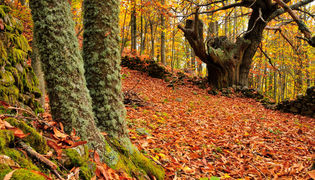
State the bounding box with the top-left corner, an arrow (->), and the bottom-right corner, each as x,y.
121,67 -> 315,179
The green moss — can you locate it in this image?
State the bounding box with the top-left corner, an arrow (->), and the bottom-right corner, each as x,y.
3,148 -> 39,171
10,169 -> 45,180
0,130 -> 14,151
0,163 -> 12,180
0,5 -> 42,112
5,118 -> 48,154
0,71 -> 15,87
109,138 -> 165,180
63,148 -> 95,180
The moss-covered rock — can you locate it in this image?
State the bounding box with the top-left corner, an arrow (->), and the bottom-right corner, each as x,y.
2,148 -> 39,171
0,163 -> 12,180
4,118 -> 48,154
10,169 -> 46,180
0,5 -> 42,112
121,56 -> 169,80
108,138 -> 165,180
62,148 -> 95,180
0,129 -> 41,174
0,130 -> 14,151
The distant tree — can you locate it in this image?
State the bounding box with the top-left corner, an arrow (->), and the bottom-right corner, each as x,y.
160,0 -> 166,65
179,0 -> 314,89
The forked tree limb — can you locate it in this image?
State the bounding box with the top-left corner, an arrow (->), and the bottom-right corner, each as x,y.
268,0 -> 314,21
269,0 -> 314,47
274,0 -> 312,38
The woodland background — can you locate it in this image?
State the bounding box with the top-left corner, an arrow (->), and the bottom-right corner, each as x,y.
0,0 -> 314,179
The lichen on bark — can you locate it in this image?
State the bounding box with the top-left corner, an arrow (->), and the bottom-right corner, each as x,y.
29,0 -> 119,166
83,0 -> 127,138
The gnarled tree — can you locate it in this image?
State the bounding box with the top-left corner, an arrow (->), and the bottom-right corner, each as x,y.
178,0 -> 314,89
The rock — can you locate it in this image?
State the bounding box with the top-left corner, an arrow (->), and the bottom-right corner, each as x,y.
136,128 -> 151,136
175,98 -> 182,102
276,86 -> 314,118
307,86 -> 315,96
0,155 -> 20,168
208,90 -> 218,95
289,106 -> 299,113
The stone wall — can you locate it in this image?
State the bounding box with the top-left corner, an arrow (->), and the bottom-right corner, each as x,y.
276,87 -> 314,118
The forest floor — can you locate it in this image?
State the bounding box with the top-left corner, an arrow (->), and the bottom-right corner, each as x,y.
121,67 -> 315,179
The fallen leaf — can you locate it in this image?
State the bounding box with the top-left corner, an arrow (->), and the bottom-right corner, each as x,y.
4,121 -> 14,129
308,170 -> 315,179
71,141 -> 87,148
94,150 -> 101,164
53,127 -> 68,139
12,128 -> 29,139
47,140 -> 62,158
3,169 -> 17,180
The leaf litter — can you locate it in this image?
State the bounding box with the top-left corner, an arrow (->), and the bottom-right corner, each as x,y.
121,67 -> 315,179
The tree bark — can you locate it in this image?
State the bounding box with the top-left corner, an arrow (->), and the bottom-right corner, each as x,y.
82,0 -> 165,178
29,0 -> 118,165
160,0 -> 166,65
31,39 -> 45,109
130,0 -> 137,53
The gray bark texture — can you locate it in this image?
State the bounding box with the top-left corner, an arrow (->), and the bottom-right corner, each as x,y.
29,0 -> 119,166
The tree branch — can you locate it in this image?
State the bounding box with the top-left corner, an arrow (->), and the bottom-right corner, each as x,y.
176,2 -> 244,17
184,0 -> 226,7
268,0 -> 314,21
274,0 -> 312,39
258,45 -> 279,72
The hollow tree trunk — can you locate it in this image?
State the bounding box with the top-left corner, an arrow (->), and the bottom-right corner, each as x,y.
179,3 -> 278,88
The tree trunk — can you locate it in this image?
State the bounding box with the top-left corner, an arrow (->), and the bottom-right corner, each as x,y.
160,0 -> 166,65
149,19 -> 155,58
179,4 -> 277,89
82,0 -> 164,179
31,39 -> 45,108
29,0 -> 118,165
130,1 -> 137,53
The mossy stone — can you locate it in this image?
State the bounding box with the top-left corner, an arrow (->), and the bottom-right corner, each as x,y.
10,169 -> 46,180
63,148 -> 95,180
0,71 -> 15,86
0,130 -> 14,151
5,118 -> 48,154
2,148 -> 39,171
0,163 -> 12,180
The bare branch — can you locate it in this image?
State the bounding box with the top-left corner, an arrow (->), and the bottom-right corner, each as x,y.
176,2 -> 244,17
296,8 -> 315,18
184,0 -> 226,6
268,0 -> 314,21
274,0 -> 312,38
258,45 -> 279,72
272,0 -> 314,47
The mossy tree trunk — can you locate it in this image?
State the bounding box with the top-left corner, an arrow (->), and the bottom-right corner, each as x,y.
31,38 -> 45,108
29,0 -> 119,166
82,0 -> 164,179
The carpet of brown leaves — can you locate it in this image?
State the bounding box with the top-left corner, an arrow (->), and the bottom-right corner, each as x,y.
121,67 -> 315,179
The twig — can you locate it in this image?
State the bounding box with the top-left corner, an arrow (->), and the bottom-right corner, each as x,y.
249,162 -> 267,179
17,141 -> 65,180
127,80 -> 141,94
258,45 -> 280,72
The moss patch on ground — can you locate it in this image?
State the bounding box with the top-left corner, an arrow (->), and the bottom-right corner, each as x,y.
108,137 -> 165,180
10,169 -> 46,180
